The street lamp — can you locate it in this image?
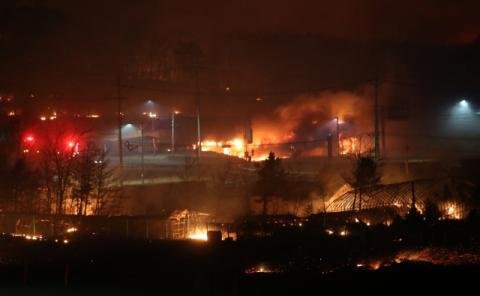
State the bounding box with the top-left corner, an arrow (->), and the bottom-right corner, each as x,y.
143,99 -> 157,134
122,122 -> 145,185
171,110 -> 180,153
140,121 -> 144,185
145,99 -> 155,108
142,112 -> 157,153
453,99 -> 472,115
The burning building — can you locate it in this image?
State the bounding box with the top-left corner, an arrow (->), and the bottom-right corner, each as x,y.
325,177 -> 473,220
191,91 -> 374,161
168,209 -> 210,240
167,210 -> 237,241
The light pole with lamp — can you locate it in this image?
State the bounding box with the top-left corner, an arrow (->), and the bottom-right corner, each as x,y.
123,122 -> 145,185
171,110 -> 179,153
140,120 -> 144,185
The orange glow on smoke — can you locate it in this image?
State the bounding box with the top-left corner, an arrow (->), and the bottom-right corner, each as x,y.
194,92 -> 373,160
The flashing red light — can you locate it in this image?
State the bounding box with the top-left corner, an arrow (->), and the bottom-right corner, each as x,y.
67,141 -> 75,148
24,135 -> 35,143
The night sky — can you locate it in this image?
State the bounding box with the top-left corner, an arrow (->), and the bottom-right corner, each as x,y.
0,0 -> 479,143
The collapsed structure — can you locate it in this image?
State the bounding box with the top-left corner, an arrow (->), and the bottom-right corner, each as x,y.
168,209 -> 210,240
326,177 -> 473,220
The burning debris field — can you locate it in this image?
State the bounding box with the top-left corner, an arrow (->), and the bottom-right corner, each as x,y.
1,218 -> 480,294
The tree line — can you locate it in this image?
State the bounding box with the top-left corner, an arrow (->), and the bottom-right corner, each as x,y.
0,124 -> 120,216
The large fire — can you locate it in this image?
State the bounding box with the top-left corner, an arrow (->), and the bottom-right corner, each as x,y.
200,138 -> 246,158
340,136 -> 373,155
196,138 -> 284,161
194,91 -> 373,160
196,134 -> 370,161
440,201 -> 463,220
188,229 -> 208,241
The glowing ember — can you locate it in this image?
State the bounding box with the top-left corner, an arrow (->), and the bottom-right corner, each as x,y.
20,234 -> 43,241
393,202 -> 402,208
245,264 -> 278,274
66,227 -> 77,233
369,261 -> 382,270
395,247 -> 480,265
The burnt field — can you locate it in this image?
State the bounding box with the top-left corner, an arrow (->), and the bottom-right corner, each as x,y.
1,220 -> 480,295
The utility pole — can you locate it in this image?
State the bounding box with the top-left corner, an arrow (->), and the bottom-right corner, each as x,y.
373,72 -> 380,161
140,120 -> 144,185
171,111 -> 177,153
117,76 -> 124,186
327,133 -> 332,158
405,145 -> 410,178
335,116 -> 340,156
244,117 -> 253,161
381,105 -> 386,159
195,70 -> 201,163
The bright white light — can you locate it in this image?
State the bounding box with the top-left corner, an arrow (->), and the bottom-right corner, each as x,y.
451,99 -> 473,118
122,124 -> 138,137
145,100 -> 155,107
